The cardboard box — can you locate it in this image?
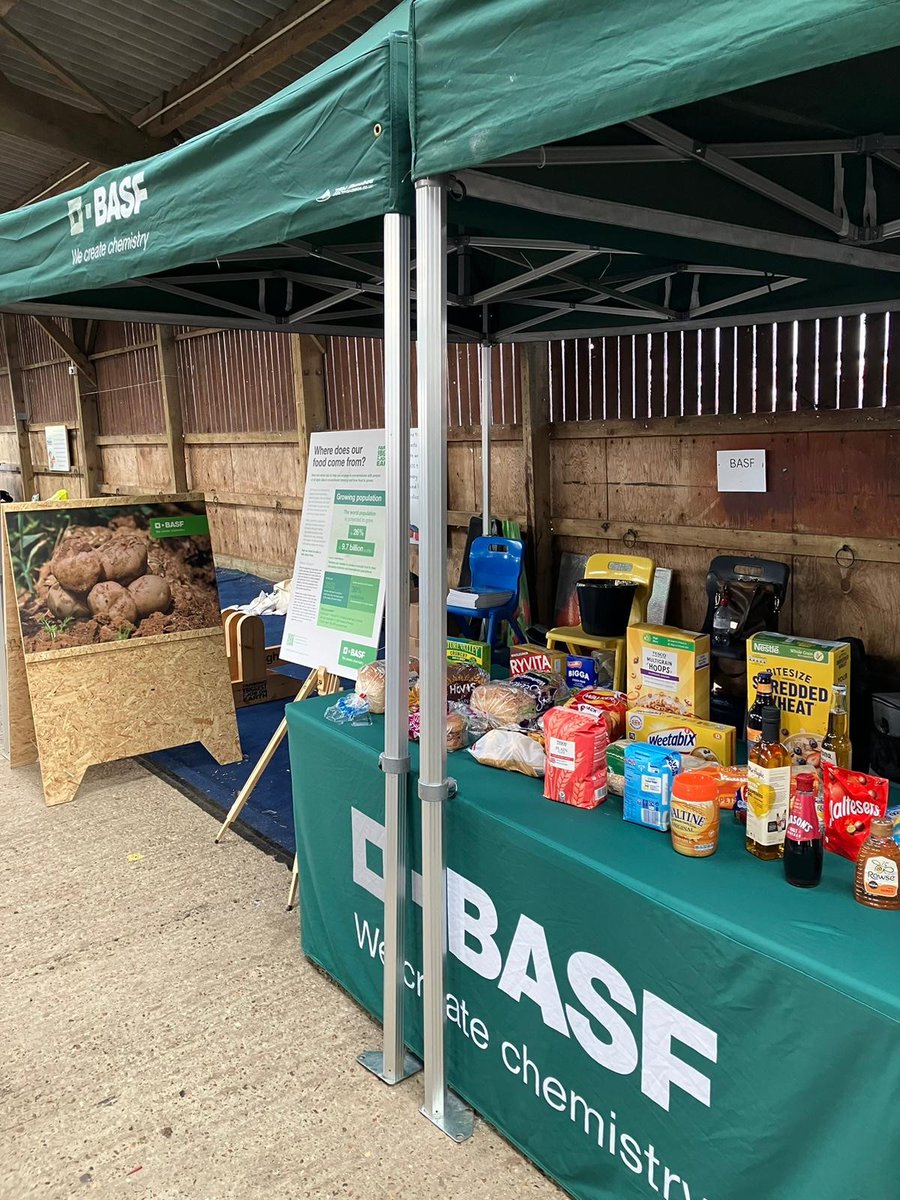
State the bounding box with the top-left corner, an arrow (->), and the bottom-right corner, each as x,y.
510,644 -> 568,677
626,710 -> 736,766
447,637 -> 491,671
627,623 -> 710,720
747,633 -> 850,765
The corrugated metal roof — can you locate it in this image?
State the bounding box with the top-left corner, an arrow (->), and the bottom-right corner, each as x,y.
0,0 -> 397,209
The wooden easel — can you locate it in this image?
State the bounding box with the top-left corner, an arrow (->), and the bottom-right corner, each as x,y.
214,665 -> 341,909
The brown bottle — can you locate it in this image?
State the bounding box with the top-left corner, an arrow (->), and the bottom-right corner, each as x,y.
746,670 -> 774,747
821,683 -> 852,769
746,705 -> 790,861
854,818 -> 900,910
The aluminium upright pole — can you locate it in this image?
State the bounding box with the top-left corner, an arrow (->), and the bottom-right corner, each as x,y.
479,342 -> 492,536
359,212 -> 420,1087
415,177 -> 474,1142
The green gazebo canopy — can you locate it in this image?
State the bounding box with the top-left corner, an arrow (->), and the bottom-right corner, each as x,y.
0,4 -> 411,334
410,0 -> 900,340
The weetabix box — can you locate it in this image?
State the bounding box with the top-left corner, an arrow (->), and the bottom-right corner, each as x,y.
747,633 -> 850,765
627,623 -> 710,720
625,710 -> 736,766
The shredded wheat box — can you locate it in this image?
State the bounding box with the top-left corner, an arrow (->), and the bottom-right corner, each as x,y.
626,710 -> 735,766
627,623 -> 710,720
747,633 -> 850,766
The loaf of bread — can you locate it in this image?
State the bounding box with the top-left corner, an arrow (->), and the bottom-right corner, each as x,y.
470,681 -> 537,728
447,662 -> 489,705
356,658 -> 419,714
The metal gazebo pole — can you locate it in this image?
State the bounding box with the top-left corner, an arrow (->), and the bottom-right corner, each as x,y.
359,212 -> 420,1087
415,177 -> 474,1142
480,341 -> 492,536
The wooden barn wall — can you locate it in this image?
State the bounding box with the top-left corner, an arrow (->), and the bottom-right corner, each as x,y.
1,313 -> 898,672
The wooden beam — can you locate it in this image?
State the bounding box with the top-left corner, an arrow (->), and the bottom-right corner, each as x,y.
95,434 -> 167,447
520,342 -> 553,624
0,16 -> 153,134
1,314 -> 34,499
549,405 -> 900,440
70,323 -> 101,498
142,0 -> 378,136
155,326 -> 188,493
183,431 -> 297,445
29,317 -> 96,385
550,518 -> 900,566
292,334 -> 328,488
0,70 -> 170,165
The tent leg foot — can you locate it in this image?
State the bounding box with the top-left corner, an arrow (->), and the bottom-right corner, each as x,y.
420,1090 -> 475,1143
357,1049 -> 421,1085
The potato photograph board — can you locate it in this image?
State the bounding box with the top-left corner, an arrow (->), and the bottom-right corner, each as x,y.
5,498 -> 222,656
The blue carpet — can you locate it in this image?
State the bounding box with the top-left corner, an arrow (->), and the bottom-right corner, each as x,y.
145,569 -> 307,855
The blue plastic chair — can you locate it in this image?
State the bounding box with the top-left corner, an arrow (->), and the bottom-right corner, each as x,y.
447,536 -> 526,648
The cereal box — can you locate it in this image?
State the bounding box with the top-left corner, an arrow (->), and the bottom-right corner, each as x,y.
510,644 -> 568,677
626,710 -> 735,765
746,633 -> 850,767
447,637 -> 491,671
627,624 -> 710,720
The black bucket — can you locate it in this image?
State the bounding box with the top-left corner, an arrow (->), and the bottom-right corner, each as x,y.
576,578 -> 638,637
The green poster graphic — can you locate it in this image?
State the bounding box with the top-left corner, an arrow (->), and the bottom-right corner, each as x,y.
149,514 -> 209,538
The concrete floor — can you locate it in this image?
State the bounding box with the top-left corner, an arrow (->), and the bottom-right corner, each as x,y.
0,758 -> 564,1200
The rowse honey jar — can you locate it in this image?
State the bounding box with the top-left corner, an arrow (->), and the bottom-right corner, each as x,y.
854,818 -> 900,911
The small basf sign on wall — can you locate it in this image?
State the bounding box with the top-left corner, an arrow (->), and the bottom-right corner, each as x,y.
716,449 -> 767,493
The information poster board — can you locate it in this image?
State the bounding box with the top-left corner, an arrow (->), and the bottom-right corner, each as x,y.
44,424 -> 71,473
281,431 -> 387,679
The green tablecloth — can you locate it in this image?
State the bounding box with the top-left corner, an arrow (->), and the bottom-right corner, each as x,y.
288,695 -> 900,1200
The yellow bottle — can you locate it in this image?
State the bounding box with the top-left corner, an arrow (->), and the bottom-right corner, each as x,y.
747,705 -> 790,861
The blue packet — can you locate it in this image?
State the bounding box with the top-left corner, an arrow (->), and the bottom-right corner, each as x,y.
566,655 -> 598,690
623,742 -> 680,831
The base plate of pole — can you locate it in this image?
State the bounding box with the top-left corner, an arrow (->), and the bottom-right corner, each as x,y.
357,1049 -> 422,1086
420,1090 -> 475,1143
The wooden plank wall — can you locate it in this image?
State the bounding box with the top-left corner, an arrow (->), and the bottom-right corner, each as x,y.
549,414 -> 900,671
2,314 -> 898,672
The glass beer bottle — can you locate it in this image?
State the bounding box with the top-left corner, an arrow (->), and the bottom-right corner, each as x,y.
821,683 -> 852,769
746,670 -> 774,747
747,705 -> 790,861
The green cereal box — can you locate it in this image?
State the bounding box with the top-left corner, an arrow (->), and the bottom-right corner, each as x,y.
447,637 -> 491,671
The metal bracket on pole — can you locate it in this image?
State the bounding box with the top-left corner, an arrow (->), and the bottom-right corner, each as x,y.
418,778 -> 457,803
380,752 -> 411,775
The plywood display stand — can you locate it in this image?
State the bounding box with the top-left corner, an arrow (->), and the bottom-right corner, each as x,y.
214,665 -> 341,909
2,503 -> 242,806
222,607 -> 302,708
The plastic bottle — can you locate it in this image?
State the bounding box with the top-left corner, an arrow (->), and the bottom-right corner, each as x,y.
670,772 -> 720,857
854,818 -> 900,910
711,585 -> 733,651
783,772 -> 823,888
746,705 -> 790,861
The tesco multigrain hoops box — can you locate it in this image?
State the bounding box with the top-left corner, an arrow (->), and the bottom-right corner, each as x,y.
747,633 -> 850,766
627,623 -> 710,720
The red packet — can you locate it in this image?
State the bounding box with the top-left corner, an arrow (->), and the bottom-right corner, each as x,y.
823,764 -> 889,860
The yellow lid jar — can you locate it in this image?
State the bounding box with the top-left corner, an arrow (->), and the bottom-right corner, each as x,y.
670,773 -> 720,857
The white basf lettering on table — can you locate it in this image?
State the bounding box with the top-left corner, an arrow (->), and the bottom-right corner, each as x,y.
348,805 -> 719,1113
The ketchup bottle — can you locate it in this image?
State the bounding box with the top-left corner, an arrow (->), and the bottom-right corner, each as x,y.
783,773 -> 823,889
